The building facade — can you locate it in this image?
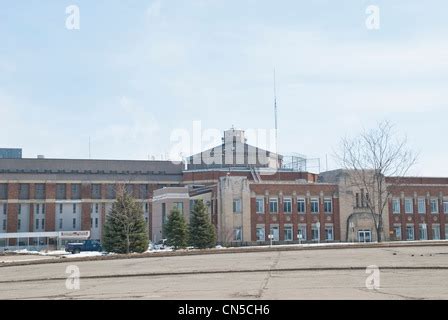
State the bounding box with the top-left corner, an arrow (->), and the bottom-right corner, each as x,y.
1,129 -> 447,249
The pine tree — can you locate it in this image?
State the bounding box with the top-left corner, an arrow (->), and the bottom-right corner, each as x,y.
189,200 -> 216,249
102,189 -> 149,254
164,207 -> 188,250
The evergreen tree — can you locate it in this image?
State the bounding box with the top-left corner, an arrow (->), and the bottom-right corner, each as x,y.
103,189 -> 149,254
164,207 -> 188,250
189,200 -> 216,249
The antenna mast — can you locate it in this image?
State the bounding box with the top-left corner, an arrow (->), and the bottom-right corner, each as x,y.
274,68 -> 278,155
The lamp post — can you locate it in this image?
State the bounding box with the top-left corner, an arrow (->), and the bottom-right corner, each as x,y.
316,221 -> 321,244
268,234 -> 274,248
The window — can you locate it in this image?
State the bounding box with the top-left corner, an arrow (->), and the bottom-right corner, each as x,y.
56,184 -> 66,200
145,203 -> 149,213
431,199 -> 439,214
19,184 -> 29,200
324,199 -> 332,214
125,184 -> 133,196
256,198 -> 264,214
71,184 -> 81,200
297,198 -> 305,213
2,219 -> 6,230
95,218 -> 98,229
18,204 -> 22,215
419,224 -> 428,240
432,224 -> 440,240
72,218 -> 76,229
325,225 -> 334,241
36,204 -> 40,215
256,226 -> 265,241
41,219 -> 45,230
174,202 -> 184,214
107,184 -> 116,200
443,201 -> 448,214
162,203 -> 166,224
298,225 -> 307,241
59,204 -> 63,214
355,193 -> 360,208
405,198 -> 413,214
269,198 -> 278,214
139,184 -> 149,199
0,184 -> 7,200
284,225 -> 293,241
311,198 -> 319,214
91,184 -> 101,199
2,204 -> 6,215
269,226 -> 279,241
35,184 -> 46,200
35,219 -> 39,230
283,198 -> 292,214
90,218 -> 93,227
311,224 -> 319,241
406,225 -> 414,241
233,227 -> 242,241
392,199 -> 400,214
95,203 -> 99,214
73,204 -> 77,214
17,219 -> 21,230
42,204 -> 45,214
418,198 -> 426,214
394,226 -> 402,240
59,219 -> 63,229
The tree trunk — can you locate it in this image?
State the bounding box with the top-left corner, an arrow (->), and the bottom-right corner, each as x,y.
377,214 -> 383,242
126,233 -> 130,254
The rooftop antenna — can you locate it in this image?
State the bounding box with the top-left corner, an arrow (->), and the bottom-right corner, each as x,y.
274,68 -> 278,154
274,68 -> 279,174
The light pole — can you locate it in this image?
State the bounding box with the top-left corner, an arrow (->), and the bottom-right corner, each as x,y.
316,221 -> 321,244
268,234 -> 274,248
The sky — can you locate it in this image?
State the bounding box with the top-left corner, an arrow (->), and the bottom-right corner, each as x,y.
0,0 -> 447,176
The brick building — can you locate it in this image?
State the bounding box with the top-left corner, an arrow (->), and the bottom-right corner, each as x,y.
1,129 -> 447,249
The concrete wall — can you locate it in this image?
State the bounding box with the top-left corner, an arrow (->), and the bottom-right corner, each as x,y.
217,176 -> 251,243
152,187 -> 190,243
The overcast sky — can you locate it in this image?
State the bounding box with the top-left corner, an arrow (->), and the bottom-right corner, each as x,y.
1,0 -> 447,176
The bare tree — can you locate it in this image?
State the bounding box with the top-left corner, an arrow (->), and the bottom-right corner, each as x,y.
336,121 -> 418,242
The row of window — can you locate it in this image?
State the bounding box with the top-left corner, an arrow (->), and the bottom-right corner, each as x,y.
1,202 -> 150,216
393,224 -> 448,240
392,198 -> 448,214
246,198 -> 333,214
232,225 -> 334,242
0,183 -> 154,200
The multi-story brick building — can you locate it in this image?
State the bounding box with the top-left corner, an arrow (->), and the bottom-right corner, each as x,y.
1,129 -> 447,250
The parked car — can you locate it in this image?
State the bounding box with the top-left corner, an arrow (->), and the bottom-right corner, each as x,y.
65,240 -> 102,254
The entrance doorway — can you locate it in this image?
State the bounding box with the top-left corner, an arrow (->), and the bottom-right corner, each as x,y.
358,230 -> 372,243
